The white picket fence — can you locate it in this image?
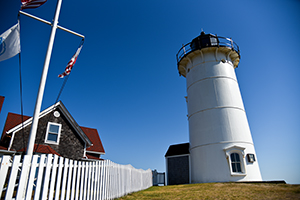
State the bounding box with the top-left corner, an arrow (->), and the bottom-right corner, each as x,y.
0,154 -> 152,200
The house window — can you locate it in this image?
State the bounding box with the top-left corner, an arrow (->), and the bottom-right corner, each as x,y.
230,153 -> 242,173
45,122 -> 61,144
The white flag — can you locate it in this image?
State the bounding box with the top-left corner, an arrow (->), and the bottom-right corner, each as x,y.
0,23 -> 21,62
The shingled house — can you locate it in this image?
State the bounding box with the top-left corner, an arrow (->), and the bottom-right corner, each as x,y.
0,101 -> 105,160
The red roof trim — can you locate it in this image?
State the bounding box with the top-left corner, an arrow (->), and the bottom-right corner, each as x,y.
0,145 -> 7,150
17,144 -> 61,156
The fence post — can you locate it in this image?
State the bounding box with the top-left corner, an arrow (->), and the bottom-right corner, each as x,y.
65,159 -> 74,200
24,155 -> 38,200
54,156 -> 64,200
33,154 -> 46,200
70,160 -> 78,200
60,158 -> 69,200
79,161 -> 85,200
75,161 -> 82,200
86,162 -> 91,200
41,154 -> 53,200
48,155 -> 59,200
98,161 -> 104,200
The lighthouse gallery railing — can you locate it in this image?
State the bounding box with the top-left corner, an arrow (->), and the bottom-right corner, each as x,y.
176,36 -> 240,65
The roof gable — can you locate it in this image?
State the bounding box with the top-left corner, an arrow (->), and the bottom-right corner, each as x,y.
3,101 -> 92,147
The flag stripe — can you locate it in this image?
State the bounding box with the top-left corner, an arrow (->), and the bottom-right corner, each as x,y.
21,0 -> 47,9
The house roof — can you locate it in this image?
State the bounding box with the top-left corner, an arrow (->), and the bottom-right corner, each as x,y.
81,126 -> 105,154
1,112 -> 31,141
165,142 -> 190,157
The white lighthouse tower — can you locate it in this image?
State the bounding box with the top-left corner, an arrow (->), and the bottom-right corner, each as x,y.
177,32 -> 262,183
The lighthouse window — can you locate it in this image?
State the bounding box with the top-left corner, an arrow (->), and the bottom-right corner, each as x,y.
45,122 -> 61,145
224,146 -> 246,176
210,37 -> 218,46
230,153 -> 242,173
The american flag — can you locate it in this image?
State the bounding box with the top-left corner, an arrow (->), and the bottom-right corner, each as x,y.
58,44 -> 83,78
21,0 -> 47,10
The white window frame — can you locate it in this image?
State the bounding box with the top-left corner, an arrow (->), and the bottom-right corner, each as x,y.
224,145 -> 247,176
45,122 -> 62,145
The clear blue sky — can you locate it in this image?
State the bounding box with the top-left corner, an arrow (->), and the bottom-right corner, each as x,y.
1,0 -> 299,184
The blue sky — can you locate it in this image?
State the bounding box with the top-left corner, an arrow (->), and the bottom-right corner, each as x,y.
1,0 -> 299,184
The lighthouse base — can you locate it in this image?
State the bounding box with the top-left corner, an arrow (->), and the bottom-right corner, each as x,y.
190,142 -> 262,183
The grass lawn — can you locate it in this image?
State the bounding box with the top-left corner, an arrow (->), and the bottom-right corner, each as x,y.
118,183 -> 300,200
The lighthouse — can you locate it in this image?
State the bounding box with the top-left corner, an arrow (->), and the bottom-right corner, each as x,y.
176,32 -> 262,183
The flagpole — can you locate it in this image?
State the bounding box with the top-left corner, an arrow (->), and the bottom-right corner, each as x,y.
26,0 -> 62,156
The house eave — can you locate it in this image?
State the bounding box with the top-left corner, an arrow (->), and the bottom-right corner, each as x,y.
0,149 -> 16,154
85,150 -> 105,155
58,102 -> 92,147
